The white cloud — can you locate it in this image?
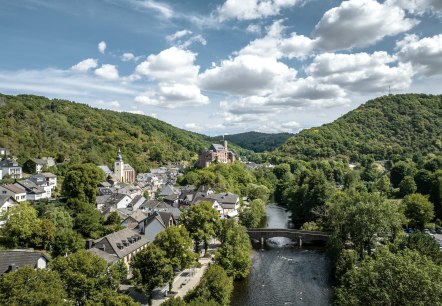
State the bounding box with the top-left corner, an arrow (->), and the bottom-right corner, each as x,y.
96,100 -> 121,110
307,51 -> 414,92
257,120 -> 300,133
396,34 -> 442,77
238,20 -> 315,59
199,54 -> 296,95
135,47 -> 199,84
98,41 -> 107,54
313,0 -> 419,51
166,30 -> 192,42
95,64 -> 120,80
71,58 -> 98,72
217,0 -> 301,21
387,0 -> 442,16
246,24 -> 262,34
134,83 -> 209,108
134,0 -> 174,18
121,53 -> 135,61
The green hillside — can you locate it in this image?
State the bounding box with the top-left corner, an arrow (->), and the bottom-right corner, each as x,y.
276,94 -> 442,161
0,93 -> 211,172
209,131 -> 292,152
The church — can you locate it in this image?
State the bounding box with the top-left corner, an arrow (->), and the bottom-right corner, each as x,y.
114,149 -> 136,183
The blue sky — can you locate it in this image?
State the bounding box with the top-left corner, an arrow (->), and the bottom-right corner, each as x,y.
1,0 -> 442,135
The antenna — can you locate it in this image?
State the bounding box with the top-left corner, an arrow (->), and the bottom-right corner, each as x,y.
388,85 -> 392,96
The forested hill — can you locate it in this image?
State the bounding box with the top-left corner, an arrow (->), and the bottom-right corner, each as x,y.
276,94 -> 442,161
0,94 -> 211,172
209,131 -> 292,152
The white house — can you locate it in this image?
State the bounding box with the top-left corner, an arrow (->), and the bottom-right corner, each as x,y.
14,180 -> 51,201
0,184 -> 27,202
0,160 -> 22,179
207,192 -> 240,218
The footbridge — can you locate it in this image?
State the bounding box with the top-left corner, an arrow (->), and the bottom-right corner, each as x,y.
247,228 -> 330,247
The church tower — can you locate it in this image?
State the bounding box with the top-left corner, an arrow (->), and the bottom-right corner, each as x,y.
114,148 -> 124,182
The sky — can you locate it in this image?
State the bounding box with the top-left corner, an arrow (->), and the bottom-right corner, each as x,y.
1,0 -> 442,136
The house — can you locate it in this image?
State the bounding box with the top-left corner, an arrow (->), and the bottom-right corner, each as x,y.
206,192 -> 240,218
193,197 -> 223,216
157,211 -> 177,228
140,200 -> 181,220
114,149 -> 136,183
86,228 -> 148,265
0,184 -> 27,202
29,173 -> 57,191
198,139 -> 236,168
14,180 -> 51,201
0,159 -> 22,179
158,184 -> 179,198
0,195 -> 17,227
99,193 -> 132,213
0,250 -> 50,276
121,210 -> 149,229
127,195 -> 146,211
0,148 -> 11,157
23,157 -> 55,174
139,212 -> 167,242
98,165 -> 113,176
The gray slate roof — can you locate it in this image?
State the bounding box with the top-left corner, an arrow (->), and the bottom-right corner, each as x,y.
0,250 -> 49,275
93,228 -> 149,259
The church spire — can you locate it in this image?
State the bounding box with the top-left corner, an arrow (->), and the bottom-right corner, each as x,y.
116,148 -> 123,161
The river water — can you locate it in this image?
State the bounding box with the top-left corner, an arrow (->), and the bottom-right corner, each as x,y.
230,205 -> 332,306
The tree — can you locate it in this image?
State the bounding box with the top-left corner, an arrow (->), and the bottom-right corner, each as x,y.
185,264 -> 233,306
323,191 -> 404,259
154,226 -> 198,271
130,244 -> 174,302
179,202 -> 221,253
390,161 -> 415,188
400,231 -> 442,264
52,227 -> 84,257
50,250 -> 119,305
0,266 -> 68,306
239,199 -> 266,228
215,222 -> 251,280
0,202 -> 41,247
399,175 -> 417,197
85,288 -> 139,306
414,169 -> 433,195
404,193 -> 434,230
44,206 -> 74,230
335,250 -> 442,305
62,163 -> 105,203
246,183 -> 270,202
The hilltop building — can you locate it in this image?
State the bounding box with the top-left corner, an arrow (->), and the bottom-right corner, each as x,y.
198,139 -> 236,168
114,149 -> 136,183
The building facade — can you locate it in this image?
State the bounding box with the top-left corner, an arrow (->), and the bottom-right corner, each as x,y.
198,139 -> 236,168
114,149 -> 136,183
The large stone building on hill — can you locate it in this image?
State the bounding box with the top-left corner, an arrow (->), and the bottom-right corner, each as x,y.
198,139 -> 236,168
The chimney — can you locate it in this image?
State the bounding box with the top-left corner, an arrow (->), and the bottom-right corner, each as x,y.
8,264 -> 17,272
85,240 -> 93,250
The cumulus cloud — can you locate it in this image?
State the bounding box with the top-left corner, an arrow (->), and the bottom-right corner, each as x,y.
238,20 -> 315,59
307,51 -> 414,92
217,0 -> 301,21
246,24 -> 262,34
199,54 -> 296,95
121,53 -> 136,61
98,41 -> 107,54
134,83 -> 208,108
313,0 -> 418,51
135,47 -> 199,84
387,0 -> 442,16
396,34 -> 442,76
71,58 -> 98,72
95,64 -> 119,80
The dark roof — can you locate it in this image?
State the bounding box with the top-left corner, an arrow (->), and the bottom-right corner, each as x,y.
206,192 -> 239,205
15,180 -> 45,194
87,248 -> 118,263
124,210 -> 149,223
0,250 -> 50,275
105,193 -> 129,206
93,228 -> 149,259
0,160 -> 21,168
158,185 -> 179,197
158,212 -> 176,227
0,184 -> 26,194
209,144 -> 225,151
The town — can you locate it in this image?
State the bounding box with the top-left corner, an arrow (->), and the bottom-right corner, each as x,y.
0,141 -> 265,305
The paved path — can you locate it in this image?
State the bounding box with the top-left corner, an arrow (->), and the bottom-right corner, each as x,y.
151,257 -> 212,306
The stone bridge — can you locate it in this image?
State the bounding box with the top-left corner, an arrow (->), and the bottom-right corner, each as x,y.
247,228 -> 330,247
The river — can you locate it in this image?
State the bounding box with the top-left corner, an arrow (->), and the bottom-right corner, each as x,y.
230,204 -> 332,306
